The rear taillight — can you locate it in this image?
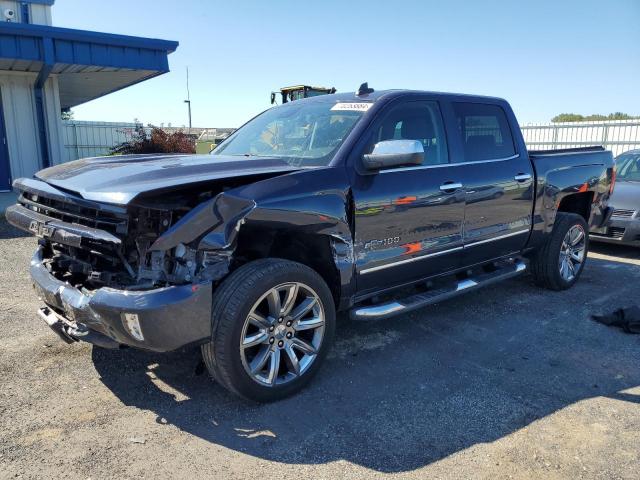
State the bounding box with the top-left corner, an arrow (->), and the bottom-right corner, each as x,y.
610,163 -> 617,195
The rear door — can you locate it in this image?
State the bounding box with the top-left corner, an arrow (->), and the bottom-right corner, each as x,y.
449,102 -> 534,264
350,99 -> 466,295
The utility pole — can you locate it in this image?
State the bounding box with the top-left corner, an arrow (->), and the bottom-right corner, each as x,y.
184,67 -> 192,133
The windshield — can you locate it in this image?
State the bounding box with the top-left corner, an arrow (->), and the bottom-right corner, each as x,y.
212,101 -> 368,166
616,152 -> 640,181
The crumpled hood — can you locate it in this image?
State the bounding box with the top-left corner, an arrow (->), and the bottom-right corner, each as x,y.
35,154 -> 302,204
610,181 -> 640,211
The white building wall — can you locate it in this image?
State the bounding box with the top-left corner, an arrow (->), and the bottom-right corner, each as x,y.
0,72 -> 42,180
0,1 -> 20,21
0,1 -> 52,25
44,75 -> 65,166
0,71 -> 64,181
28,2 -> 52,25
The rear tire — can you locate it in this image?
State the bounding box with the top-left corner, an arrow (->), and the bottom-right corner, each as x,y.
201,259 -> 335,402
531,212 -> 589,291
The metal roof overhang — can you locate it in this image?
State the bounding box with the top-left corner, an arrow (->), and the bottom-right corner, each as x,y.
0,22 -> 178,108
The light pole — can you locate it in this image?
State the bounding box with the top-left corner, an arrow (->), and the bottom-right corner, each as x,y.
184,67 -> 192,133
184,99 -> 192,132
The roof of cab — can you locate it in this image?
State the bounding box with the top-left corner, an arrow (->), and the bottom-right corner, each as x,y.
295,88 -> 508,105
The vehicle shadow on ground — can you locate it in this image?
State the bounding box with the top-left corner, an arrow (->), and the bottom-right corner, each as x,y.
590,241 -> 640,262
91,257 -> 640,473
0,221 -> 30,239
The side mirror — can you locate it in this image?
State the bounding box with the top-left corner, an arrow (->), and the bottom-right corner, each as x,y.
362,140 -> 424,171
270,92 -> 276,105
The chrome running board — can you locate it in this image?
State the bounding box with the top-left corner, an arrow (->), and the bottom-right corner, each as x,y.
350,259 -> 527,321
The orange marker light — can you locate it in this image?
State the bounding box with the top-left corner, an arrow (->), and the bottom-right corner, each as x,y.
403,242 -> 422,255
394,196 -> 417,205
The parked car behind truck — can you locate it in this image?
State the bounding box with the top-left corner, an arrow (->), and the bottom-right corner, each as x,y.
591,149 -> 640,247
7,87 -> 615,401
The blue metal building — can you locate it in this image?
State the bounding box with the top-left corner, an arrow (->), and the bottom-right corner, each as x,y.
0,0 -> 178,191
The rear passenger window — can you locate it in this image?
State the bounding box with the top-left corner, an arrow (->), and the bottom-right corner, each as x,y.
370,101 -> 449,166
453,103 -> 516,162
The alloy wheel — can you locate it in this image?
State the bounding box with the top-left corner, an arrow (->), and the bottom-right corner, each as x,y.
559,224 -> 586,282
239,282 -> 325,386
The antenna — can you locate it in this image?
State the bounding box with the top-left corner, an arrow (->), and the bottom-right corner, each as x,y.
184,67 -> 192,133
356,82 -> 374,96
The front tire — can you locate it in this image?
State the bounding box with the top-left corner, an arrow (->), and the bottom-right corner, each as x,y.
531,212 -> 589,290
201,259 -> 335,402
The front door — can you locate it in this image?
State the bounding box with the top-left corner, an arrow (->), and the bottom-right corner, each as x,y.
0,89 -> 11,191
450,101 -> 534,265
350,99 -> 465,295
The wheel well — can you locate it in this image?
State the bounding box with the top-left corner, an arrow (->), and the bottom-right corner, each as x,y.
232,226 -> 342,307
557,192 -> 593,222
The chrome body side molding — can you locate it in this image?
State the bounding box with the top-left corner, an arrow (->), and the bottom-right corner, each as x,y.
359,229 -> 529,275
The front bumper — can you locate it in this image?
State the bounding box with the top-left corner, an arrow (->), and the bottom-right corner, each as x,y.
590,217 -> 640,247
30,247 -> 213,352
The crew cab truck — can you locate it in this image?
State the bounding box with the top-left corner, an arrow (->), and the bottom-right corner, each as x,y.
7,87 -> 615,402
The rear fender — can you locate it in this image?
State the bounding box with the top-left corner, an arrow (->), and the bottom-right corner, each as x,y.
529,164 -> 612,249
541,166 -> 608,229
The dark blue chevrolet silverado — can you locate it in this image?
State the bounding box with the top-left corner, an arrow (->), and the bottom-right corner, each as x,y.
7,86 -> 615,401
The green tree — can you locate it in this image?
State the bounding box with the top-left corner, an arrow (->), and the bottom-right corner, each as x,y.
552,112 -> 639,123
605,112 -> 636,120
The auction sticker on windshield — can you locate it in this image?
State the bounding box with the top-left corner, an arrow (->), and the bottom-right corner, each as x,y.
330,102 -> 373,112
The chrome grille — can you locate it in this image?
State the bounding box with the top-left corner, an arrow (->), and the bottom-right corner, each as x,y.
611,209 -> 636,219
18,193 -> 128,237
607,227 -> 626,239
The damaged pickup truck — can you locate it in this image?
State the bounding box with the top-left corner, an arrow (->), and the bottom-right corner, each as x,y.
8,86 -> 615,401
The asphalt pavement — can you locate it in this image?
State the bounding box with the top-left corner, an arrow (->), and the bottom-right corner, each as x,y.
1,221 -> 638,479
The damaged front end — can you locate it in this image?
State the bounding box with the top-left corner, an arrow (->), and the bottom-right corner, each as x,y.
143,191 -> 256,285
9,179 -> 245,293
6,178 -> 252,351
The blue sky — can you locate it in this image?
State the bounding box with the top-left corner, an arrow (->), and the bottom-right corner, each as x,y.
53,0 -> 640,128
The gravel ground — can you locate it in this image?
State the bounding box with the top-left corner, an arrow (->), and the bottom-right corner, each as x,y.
0,220 -> 638,480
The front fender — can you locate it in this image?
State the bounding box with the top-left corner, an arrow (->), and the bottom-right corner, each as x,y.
201,168 -> 356,306
148,194 -> 255,252
148,167 -> 356,306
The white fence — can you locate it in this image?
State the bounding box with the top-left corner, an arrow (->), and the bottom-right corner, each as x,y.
62,119 -> 640,163
62,121 -> 141,162
521,120 -> 640,157
61,121 -> 214,162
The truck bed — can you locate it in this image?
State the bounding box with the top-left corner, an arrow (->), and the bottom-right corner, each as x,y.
528,146 -> 606,156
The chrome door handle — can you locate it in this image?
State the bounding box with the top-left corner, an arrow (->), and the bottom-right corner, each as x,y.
439,182 -> 463,192
514,173 -> 532,182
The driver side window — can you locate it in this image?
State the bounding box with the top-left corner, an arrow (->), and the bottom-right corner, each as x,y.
373,101 -> 449,166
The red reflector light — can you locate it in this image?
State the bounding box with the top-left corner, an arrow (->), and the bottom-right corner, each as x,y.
610,165 -> 616,195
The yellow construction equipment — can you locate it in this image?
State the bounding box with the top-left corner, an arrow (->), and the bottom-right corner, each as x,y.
270,85 -> 336,104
